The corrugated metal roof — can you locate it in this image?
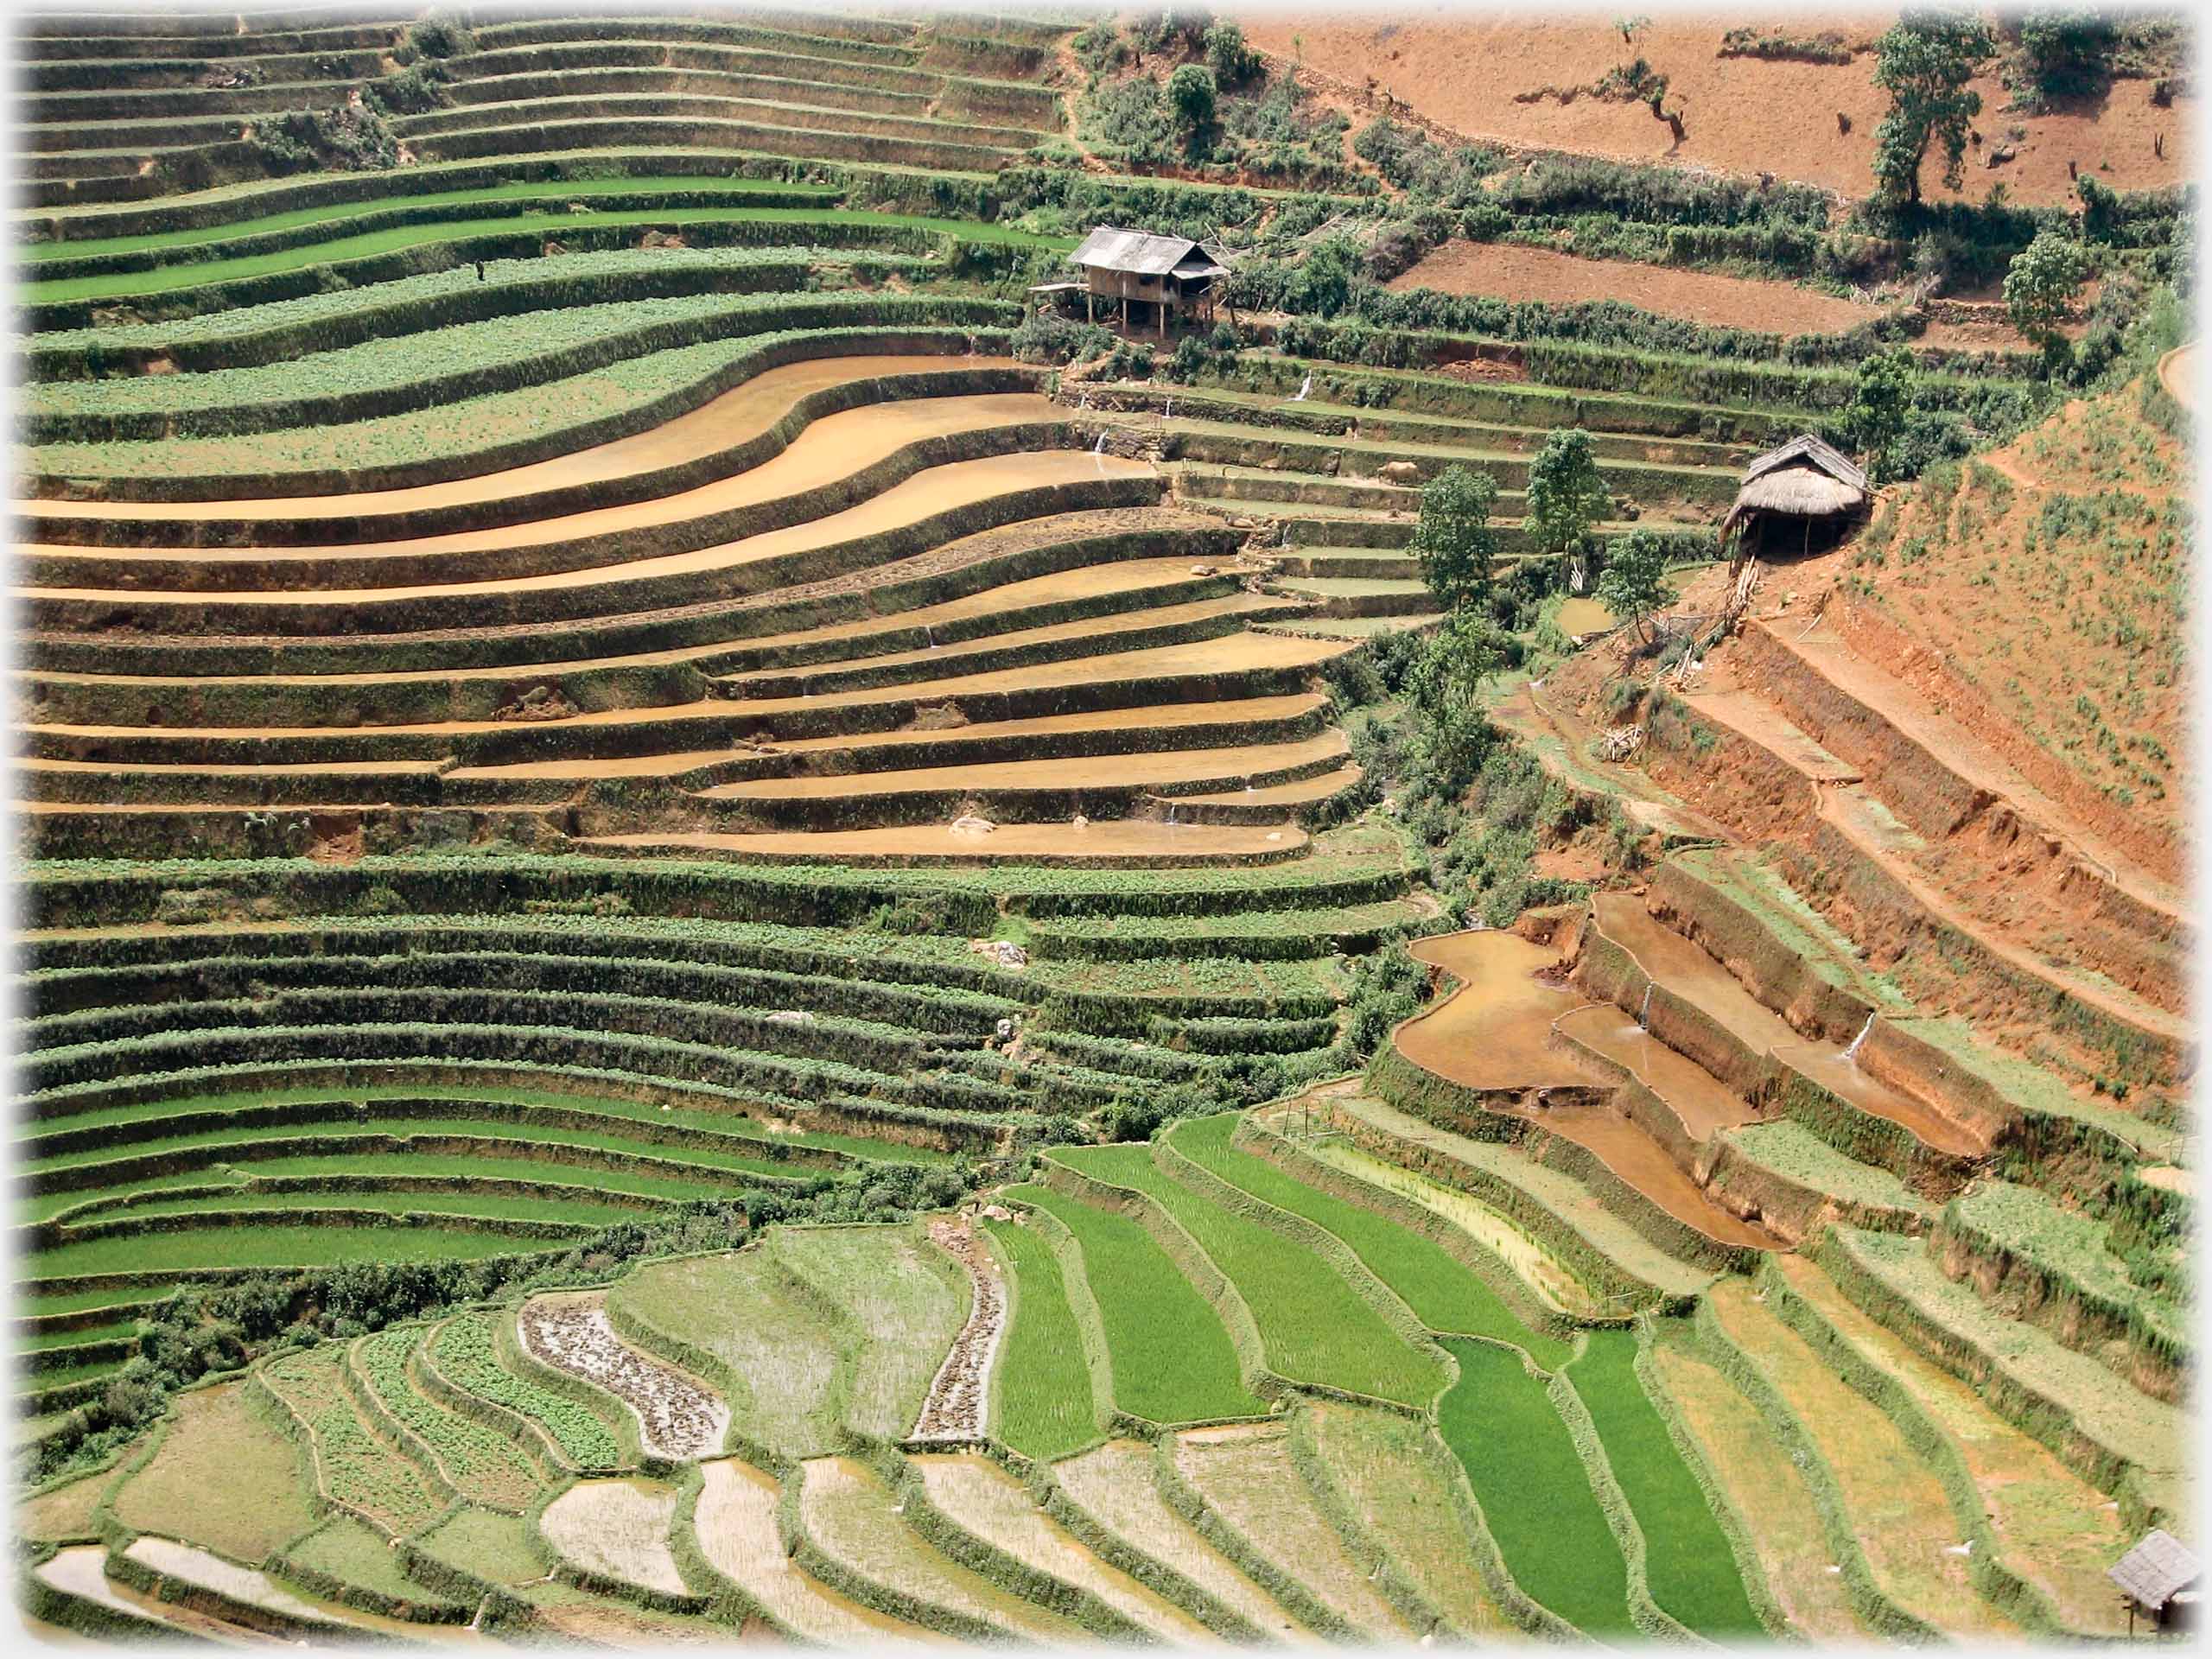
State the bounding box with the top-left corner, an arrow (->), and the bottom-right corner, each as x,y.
2110,1531 -> 2201,1607
1070,225 -> 1206,276
1744,432 -> 1870,492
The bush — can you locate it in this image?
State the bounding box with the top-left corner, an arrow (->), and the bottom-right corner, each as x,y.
2014,8 -> 2118,102
406,12 -> 474,60
1205,20 -> 1262,86
1167,62 -> 1217,134
1079,76 -> 1173,166
248,105 -> 401,175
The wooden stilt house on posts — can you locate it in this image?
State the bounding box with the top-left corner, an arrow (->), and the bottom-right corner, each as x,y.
2109,1530 -> 2201,1636
1720,433 -> 1871,568
1036,226 -> 1234,339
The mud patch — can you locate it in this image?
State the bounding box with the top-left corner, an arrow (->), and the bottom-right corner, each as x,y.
519,1295 -> 728,1460
911,1216 -> 1006,1443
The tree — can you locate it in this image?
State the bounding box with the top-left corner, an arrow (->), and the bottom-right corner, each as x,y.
1525,428 -> 1612,587
2004,231 -> 2088,357
2016,8 -> 2115,102
1205,19 -> 1261,86
1166,62 -> 1217,136
1408,464 -> 1499,613
1594,531 -> 1672,643
1842,346 -> 1915,482
1870,10 -> 1996,205
1405,609 -> 1510,777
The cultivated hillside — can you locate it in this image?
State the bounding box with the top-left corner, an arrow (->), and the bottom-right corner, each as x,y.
1232,8 -> 2190,206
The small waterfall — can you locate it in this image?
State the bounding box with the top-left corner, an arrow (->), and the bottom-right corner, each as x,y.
1841,1012 -> 1877,1065
1163,397 -> 1174,420
1092,431 -> 1107,455
1637,982 -> 1654,1031
925,623 -> 938,650
1166,802 -> 1179,824
1290,372 -> 1313,402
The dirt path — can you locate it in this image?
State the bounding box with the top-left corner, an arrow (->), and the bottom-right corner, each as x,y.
579,820 -> 1311,864
1389,239 -> 1879,336
2158,341 -> 2196,410
910,1217 -> 1007,1443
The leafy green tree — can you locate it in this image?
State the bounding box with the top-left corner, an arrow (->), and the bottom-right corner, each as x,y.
2015,8 -> 2115,101
1409,464 -> 1499,613
1167,62 -> 1217,132
1205,19 -> 1261,86
1842,346 -> 1915,482
1525,428 -> 1612,583
1594,531 -> 1672,643
1405,609 -> 1510,778
1871,10 -> 1996,204
2004,231 -> 2088,357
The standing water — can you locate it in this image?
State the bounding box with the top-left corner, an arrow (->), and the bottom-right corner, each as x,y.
1637,982 -> 1654,1031
1841,1012 -> 1877,1065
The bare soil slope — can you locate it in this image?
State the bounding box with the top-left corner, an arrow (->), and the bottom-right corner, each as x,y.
1235,10 -> 2188,206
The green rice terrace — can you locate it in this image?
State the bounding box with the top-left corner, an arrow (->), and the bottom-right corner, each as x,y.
11,0 -> 2198,1648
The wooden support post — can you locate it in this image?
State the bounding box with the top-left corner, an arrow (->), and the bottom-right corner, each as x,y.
1802,515 -> 1812,559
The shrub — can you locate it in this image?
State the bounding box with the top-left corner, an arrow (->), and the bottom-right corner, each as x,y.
406,12 -> 473,59
2013,8 -> 2118,102
1072,17 -> 1126,75
1166,62 -> 1217,135
2004,230 -> 2088,358
1205,20 -> 1262,86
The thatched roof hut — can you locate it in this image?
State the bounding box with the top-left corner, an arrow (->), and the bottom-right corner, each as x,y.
1722,434 -> 1871,562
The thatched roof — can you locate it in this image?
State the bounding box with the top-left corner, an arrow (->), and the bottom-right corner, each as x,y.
1745,433 -> 1869,492
1726,430 -> 1869,524
1734,467 -> 1866,517
2110,1531 -> 2201,1609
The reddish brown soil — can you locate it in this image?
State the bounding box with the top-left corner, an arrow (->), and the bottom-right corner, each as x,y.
1235,10 -> 2190,207
1388,239 -> 1879,336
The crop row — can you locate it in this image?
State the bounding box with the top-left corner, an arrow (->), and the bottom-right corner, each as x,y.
353,1326 -> 543,1511
30,238 -> 940,376
32,945 -> 1021,1041
432,1311 -> 626,1469
32,325 -> 1015,502
24,850 -> 1408,931
29,289 -> 1012,443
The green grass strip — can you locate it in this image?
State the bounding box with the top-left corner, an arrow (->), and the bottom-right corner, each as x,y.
29,1117 -> 807,1185
26,1224 -> 541,1280
1436,1337 -> 1635,1637
981,1217 -> 1096,1462
1169,1113 -> 1571,1370
27,206 -> 1071,303
21,1080 -> 944,1165
92,1187 -> 645,1229
23,175 -> 829,262
1057,1138 -> 1446,1408
1564,1331 -> 1761,1636
1001,1184 -> 1261,1427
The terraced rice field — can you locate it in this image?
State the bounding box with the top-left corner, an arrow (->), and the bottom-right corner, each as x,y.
15,3 -> 2190,1650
